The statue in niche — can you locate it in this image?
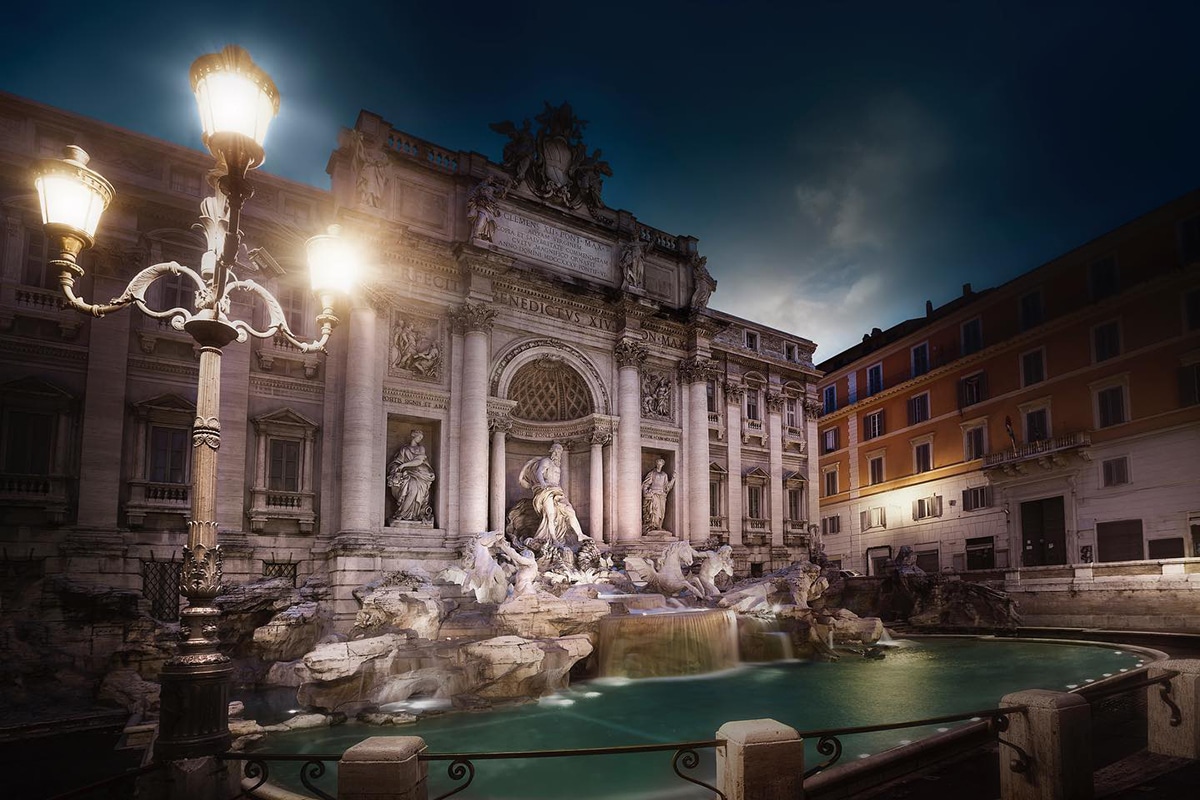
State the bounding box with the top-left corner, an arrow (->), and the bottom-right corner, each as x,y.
467,175 -> 509,242
619,239 -> 649,291
641,372 -> 671,418
688,254 -> 717,311
516,442 -> 588,550
386,429 -> 436,524
641,457 -> 677,533
695,545 -> 735,599
348,130 -> 388,209
390,319 -> 442,378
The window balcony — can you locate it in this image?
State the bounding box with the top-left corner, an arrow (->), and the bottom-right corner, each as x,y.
0,472 -> 70,525
709,514 -> 727,530
249,488 -> 316,534
742,528 -> 768,547
707,410 -> 723,439
783,425 -> 807,453
983,431 -> 1091,473
126,480 -> 189,528
783,529 -> 812,548
742,418 -> 766,445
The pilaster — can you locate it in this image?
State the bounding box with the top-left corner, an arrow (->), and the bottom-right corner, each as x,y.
615,339 -> 647,543
766,391 -> 785,547
725,382 -> 745,546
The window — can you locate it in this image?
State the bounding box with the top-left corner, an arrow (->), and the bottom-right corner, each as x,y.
822,427 -> 840,454
823,468 -> 839,497
1019,290 -> 1043,331
1181,215 -> 1200,264
966,536 -> 995,570
821,515 -> 841,535
1182,363 -> 1200,407
262,561 -> 298,586
962,486 -> 993,512
958,372 -> 987,407
911,343 -> 929,377
785,399 -> 798,428
1097,519 -> 1143,562
866,363 -> 883,396
747,485 -> 763,518
963,424 -> 987,461
861,506 -> 887,530
785,343 -> 798,361
961,318 -> 983,355
142,560 -> 182,622
908,392 -> 930,425
1186,288 -> 1200,332
709,482 -> 721,517
745,330 -> 759,350
1102,456 -> 1130,487
847,373 -> 857,404
787,488 -> 802,520
1025,407 -> 1049,442
822,385 -> 837,414
278,284 -> 309,337
706,380 -> 717,413
1021,349 -> 1045,387
2,409 -> 53,474
21,228 -> 53,289
1089,256 -> 1119,300
169,168 -> 202,196
149,426 -> 189,484
745,389 -> 760,421
913,495 -> 943,520
914,441 -> 932,473
868,455 -> 884,485
862,410 -> 885,440
159,271 -> 196,312
915,549 -> 941,573
1093,321 -> 1120,362
285,198 -> 312,225
268,439 -> 302,491
1096,384 -> 1127,428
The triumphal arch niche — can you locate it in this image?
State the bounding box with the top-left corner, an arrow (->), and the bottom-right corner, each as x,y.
328,99 -> 820,574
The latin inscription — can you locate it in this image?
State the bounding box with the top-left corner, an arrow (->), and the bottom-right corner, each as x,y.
494,289 -> 616,332
492,211 -> 614,281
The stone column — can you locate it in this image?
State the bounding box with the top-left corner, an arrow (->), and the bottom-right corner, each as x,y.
681,358 -> 712,545
339,302 -> 381,535
716,718 -> 804,800
725,383 -> 745,546
997,689 -> 1091,800
766,391 -> 785,548
452,303 -> 495,536
804,397 -> 823,526
487,412 -> 512,532
445,323 -> 464,536
589,428 -> 610,541
615,340 -> 647,543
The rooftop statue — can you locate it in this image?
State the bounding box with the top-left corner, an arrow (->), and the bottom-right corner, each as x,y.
490,102 -> 611,211
467,175 -> 509,243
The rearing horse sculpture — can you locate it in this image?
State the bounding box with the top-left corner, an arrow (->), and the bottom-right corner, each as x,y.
624,541 -> 706,597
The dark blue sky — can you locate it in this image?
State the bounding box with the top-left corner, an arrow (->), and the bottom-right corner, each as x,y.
4,1 -> 1199,358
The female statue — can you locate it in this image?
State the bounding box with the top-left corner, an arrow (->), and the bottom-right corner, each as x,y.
387,429 -> 435,524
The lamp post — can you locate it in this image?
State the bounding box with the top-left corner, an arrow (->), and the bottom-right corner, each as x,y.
31,46 -> 356,760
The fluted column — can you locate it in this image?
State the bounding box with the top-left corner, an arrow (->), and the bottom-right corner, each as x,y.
452,303 -> 496,535
767,391 -> 786,547
589,428 -> 610,541
615,340 -> 648,543
725,383 -> 744,546
681,358 -> 712,545
339,302 -> 380,534
488,411 -> 511,531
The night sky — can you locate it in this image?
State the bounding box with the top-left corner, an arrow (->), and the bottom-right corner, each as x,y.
4,1 -> 1199,359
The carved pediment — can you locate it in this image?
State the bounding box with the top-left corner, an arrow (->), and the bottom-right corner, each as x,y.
252,407 -> 319,432
1,376 -> 75,402
131,392 -> 195,414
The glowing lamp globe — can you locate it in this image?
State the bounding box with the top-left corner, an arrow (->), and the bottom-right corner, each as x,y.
306,225 -> 357,297
33,145 -> 115,255
189,45 -> 279,170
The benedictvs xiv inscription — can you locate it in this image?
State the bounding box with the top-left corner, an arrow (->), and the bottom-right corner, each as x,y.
492,211 -> 613,281
494,289 -> 616,332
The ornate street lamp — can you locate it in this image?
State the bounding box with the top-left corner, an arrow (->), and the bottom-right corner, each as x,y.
32,46 -> 356,760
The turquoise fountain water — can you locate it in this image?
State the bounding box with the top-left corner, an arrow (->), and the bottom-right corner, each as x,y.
253,638 -> 1146,799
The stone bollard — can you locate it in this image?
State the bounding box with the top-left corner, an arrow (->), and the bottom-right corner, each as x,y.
998,690 -> 1092,800
1148,659 -> 1200,759
716,718 -> 805,800
339,736 -> 428,800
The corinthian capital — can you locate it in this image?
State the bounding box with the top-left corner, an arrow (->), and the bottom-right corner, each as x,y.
677,356 -> 714,384
449,302 -> 497,334
723,382 -> 746,403
487,410 -> 513,433
803,398 -> 823,418
765,391 -> 786,412
614,339 -> 649,368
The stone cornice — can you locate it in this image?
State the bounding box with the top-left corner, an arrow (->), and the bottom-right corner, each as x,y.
491,277 -> 616,324
250,374 -> 325,398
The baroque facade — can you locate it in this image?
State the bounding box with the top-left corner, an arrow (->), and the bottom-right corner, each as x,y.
0,93 -> 821,623
815,192 -> 1200,575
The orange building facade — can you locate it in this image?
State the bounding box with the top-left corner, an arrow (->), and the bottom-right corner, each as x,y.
815,192 -> 1200,575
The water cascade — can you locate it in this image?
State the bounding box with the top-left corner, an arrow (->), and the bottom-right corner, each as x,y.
736,615 -> 796,662
596,608 -> 740,678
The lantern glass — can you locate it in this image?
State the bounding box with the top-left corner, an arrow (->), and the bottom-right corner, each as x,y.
190,46 -> 279,150
34,146 -> 114,241
307,225 -> 357,295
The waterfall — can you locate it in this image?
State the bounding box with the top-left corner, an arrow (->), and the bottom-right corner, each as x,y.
736,616 -> 796,662
596,609 -> 740,678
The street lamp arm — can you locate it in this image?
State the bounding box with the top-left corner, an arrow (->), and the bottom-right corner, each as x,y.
56,258 -> 207,326
225,277 -> 336,353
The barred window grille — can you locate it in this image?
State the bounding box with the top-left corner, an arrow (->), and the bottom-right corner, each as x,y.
142,560 -> 181,621
263,561 -> 298,586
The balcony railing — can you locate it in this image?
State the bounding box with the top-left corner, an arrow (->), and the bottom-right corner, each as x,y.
126,480 -> 190,528
709,515 -> 727,530
0,472 -> 70,524
983,432 -> 1091,469
250,488 -> 316,534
